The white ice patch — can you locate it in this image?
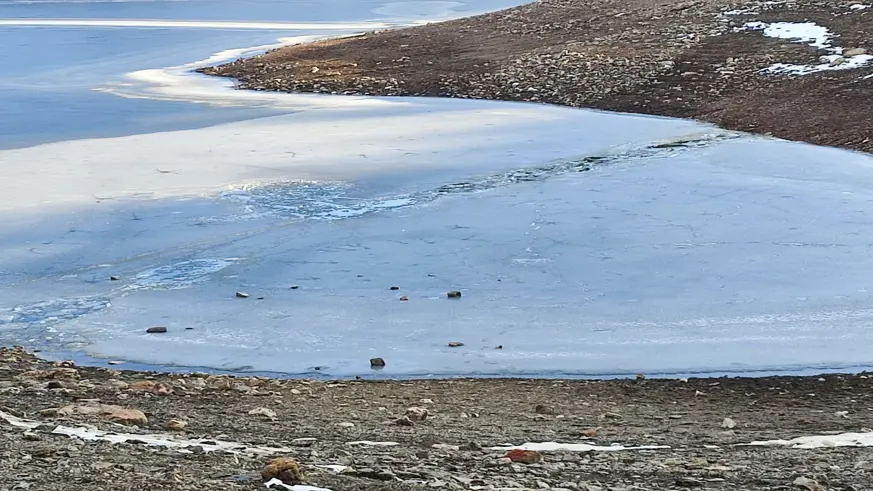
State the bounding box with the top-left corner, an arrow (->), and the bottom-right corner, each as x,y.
739,21 -> 873,75
0,19 -> 394,30
744,432 -> 873,449
849,3 -> 870,9
346,441 -> 400,446
0,410 -> 292,454
126,258 -> 238,291
489,442 -> 670,452
265,479 -> 333,491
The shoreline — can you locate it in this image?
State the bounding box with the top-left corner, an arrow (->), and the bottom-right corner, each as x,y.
4,346 -> 873,491
198,0 -> 873,154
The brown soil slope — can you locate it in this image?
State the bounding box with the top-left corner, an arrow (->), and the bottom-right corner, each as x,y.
200,0 -> 873,153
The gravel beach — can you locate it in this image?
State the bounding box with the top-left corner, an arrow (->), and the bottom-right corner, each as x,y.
3,347 -> 873,491
200,0 -> 873,153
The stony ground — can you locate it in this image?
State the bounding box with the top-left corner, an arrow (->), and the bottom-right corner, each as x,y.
3,347 -> 873,491
200,0 -> 873,153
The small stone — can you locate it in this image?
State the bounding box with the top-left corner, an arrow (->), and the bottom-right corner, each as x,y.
146,326 -> 167,334
496,345 -> 503,349
535,404 -> 555,415
400,296 -> 409,301
793,476 -> 825,491
390,286 -> 400,290
844,47 -> 868,57
581,428 -> 598,438
110,275 -> 121,281
290,285 -> 300,290
506,449 -> 543,464
405,406 -> 429,422
166,419 -> 188,431
370,357 -> 386,368
721,417 -> 737,429
46,381 -> 64,390
635,373 -> 646,380
248,407 -> 278,420
448,341 -> 464,347
236,291 -> 250,298
262,457 -> 304,484
395,415 -> 415,426
830,56 -> 846,66
467,441 -> 483,451
107,360 -> 123,365
339,422 -> 355,428
447,291 -> 462,298
835,410 -> 849,418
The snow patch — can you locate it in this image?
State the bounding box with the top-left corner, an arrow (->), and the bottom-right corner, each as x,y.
744,432 -> 873,448
265,479 -> 333,491
489,442 -> 670,452
738,21 -> 873,75
0,410 -> 292,454
849,3 -> 870,9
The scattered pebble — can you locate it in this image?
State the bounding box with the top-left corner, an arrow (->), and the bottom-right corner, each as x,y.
404,406 -> 429,422
447,290 -> 462,298
535,404 -> 555,415
448,341 -> 465,347
145,326 -> 167,334
248,407 -> 278,420
235,291 -> 250,298
110,275 -> 121,281
400,296 -> 409,301
390,286 -> 400,290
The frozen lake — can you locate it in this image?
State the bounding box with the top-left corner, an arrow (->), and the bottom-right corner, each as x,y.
3,0 -> 873,378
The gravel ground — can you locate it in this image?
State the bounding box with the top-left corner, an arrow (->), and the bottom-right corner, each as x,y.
3,347 -> 873,491
200,0 -> 873,153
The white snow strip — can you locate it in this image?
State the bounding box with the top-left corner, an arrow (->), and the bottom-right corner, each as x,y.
744,432 -> 873,449
740,21 -> 833,49
315,464 -> 351,473
0,18 -> 393,30
849,3 -> 870,9
765,55 -> 873,75
738,21 -> 873,75
0,410 -> 292,454
265,479 -> 333,491
346,441 -> 400,446
489,442 -> 670,452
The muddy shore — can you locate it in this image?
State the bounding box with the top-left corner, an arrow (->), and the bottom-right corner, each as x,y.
199,0 -> 873,153
2,347 -> 873,490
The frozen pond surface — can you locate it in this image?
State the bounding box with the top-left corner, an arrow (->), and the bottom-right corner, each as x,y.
2,0 -> 873,378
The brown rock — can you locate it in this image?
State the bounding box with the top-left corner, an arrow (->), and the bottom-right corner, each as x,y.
399,296 -> 409,301
448,341 -> 465,347
506,449 -> 543,464
57,403 -> 148,426
262,457 -> 304,484
844,47 -> 868,57
581,428 -> 598,438
370,357 -> 386,368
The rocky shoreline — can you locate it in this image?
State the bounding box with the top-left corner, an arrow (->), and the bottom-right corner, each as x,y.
3,346 -> 873,490
199,0 -> 873,153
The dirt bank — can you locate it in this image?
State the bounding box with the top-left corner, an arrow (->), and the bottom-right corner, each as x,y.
199,0 -> 873,153
2,347 -> 873,490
